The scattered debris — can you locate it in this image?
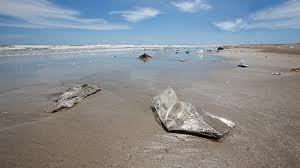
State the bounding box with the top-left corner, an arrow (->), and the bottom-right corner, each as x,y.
272,72 -> 281,75
178,59 -> 191,62
196,50 -> 204,55
175,49 -> 181,54
151,87 -> 235,140
138,53 -> 152,62
185,51 -> 190,54
138,53 -> 152,59
237,59 -> 248,68
46,84 -> 101,113
288,67 -> 300,72
217,47 -> 224,51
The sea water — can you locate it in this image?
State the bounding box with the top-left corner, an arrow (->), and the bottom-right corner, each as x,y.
0,46 -> 223,127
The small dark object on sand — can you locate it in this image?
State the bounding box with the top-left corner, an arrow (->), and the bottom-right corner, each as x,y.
151,87 -> 235,140
288,67 -> 300,72
46,84 -> 101,113
138,53 -> 152,59
217,47 -> 224,51
138,53 -> 152,62
237,60 -> 248,68
185,51 -> 190,54
237,64 -> 248,68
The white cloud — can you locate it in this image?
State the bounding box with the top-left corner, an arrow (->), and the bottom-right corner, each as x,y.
214,19 -> 246,32
110,7 -> 160,23
0,0 -> 129,30
251,0 -> 300,21
248,18 -> 300,30
214,0 -> 300,31
172,0 -> 211,13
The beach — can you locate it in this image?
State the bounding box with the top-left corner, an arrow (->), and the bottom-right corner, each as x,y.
0,45 -> 299,168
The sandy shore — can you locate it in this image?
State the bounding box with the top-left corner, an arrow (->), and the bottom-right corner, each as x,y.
0,45 -> 299,168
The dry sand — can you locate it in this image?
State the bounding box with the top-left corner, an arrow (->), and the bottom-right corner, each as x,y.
0,45 -> 299,168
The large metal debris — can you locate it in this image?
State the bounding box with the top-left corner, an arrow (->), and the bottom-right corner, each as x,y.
47,84 -> 101,113
151,87 -> 235,140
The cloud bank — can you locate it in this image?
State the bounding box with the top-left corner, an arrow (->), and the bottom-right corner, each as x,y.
214,0 -> 300,31
0,0 -> 129,30
214,19 -> 246,32
172,0 -> 211,13
110,7 -> 160,23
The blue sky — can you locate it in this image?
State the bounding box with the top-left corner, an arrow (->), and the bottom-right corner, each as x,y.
0,0 -> 300,45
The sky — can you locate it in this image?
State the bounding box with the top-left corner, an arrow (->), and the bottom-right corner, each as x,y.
0,0 -> 300,45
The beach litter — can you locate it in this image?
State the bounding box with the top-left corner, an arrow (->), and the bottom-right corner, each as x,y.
288,67 -> 300,72
272,72 -> 281,75
46,84 -> 101,113
151,87 -> 235,140
237,59 -> 248,68
196,50 -> 204,55
138,53 -> 152,62
178,59 -> 191,62
217,47 -> 224,51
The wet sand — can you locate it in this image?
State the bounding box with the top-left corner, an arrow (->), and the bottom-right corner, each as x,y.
0,46 -> 299,168
231,44 -> 300,55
